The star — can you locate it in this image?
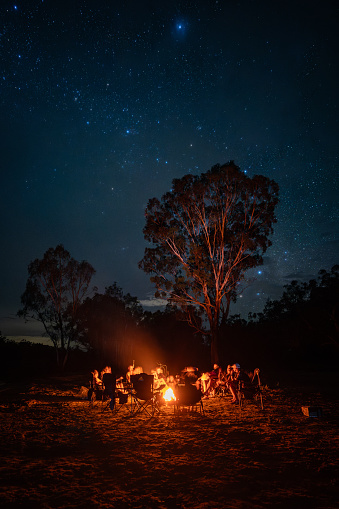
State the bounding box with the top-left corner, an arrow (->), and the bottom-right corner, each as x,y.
0,0 -> 337,336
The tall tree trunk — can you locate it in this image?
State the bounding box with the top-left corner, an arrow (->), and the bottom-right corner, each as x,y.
210,324 -> 219,364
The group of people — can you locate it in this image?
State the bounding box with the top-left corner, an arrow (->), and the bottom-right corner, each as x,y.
89,361 -> 252,407
180,362 -> 252,404
89,366 -> 116,409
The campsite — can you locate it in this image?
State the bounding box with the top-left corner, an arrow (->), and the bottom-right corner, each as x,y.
0,370 -> 338,508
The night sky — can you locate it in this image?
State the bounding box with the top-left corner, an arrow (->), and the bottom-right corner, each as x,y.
1,0 -> 338,337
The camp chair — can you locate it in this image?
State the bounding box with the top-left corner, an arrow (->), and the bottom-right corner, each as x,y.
108,383 -> 134,416
111,389 -> 130,415
214,371 -> 229,398
130,373 -> 159,417
88,373 -> 104,406
174,383 -> 204,415
101,372 -> 117,412
237,368 -> 264,411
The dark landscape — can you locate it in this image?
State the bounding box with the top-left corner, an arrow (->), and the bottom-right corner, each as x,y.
1,3 -> 338,507
0,371 -> 338,509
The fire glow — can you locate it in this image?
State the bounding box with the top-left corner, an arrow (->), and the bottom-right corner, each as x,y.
163,387 -> 176,402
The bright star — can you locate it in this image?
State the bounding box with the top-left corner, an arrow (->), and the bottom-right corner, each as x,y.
173,20 -> 187,39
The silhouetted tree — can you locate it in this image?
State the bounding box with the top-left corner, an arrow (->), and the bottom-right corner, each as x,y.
139,161 -> 279,363
311,266 -> 339,349
257,265 -> 339,360
258,280 -> 310,323
18,245 -> 96,368
77,283 -> 143,368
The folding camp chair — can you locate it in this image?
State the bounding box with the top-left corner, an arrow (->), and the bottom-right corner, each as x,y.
88,372 -> 104,406
130,373 -> 159,417
214,371 -> 229,398
237,368 -> 264,411
111,389 -> 130,415
101,372 -> 117,412
174,383 -> 204,415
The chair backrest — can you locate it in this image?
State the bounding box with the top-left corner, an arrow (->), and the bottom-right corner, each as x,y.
102,373 -> 116,391
238,369 -> 261,398
237,369 -> 250,389
177,383 -> 202,405
130,373 -> 154,400
89,373 -> 95,389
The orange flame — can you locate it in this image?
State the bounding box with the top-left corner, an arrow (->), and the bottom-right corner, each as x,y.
163,387 -> 176,402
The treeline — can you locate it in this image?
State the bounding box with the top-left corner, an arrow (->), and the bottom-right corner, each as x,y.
219,265 -> 339,371
0,310 -> 209,381
75,284 -> 210,375
74,264 -> 338,374
0,336 -> 88,381
2,265 -> 338,380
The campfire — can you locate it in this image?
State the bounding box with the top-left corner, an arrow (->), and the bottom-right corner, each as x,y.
162,387 -> 176,402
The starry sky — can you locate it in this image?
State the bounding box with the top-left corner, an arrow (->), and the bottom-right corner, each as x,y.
1,0 -> 338,337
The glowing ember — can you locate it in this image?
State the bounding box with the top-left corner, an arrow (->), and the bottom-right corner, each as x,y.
163,387 -> 176,402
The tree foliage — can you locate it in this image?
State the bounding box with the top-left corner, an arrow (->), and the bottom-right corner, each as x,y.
18,245 -> 96,368
257,265 -> 339,351
76,283 -> 143,368
139,161 -> 279,362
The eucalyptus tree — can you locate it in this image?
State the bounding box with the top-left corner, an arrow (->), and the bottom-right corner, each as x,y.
18,244 -> 96,368
139,161 -> 279,362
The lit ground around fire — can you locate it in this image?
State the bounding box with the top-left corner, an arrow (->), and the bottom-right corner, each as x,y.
0,373 -> 338,508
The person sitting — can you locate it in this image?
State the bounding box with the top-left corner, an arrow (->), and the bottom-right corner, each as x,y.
181,366 -> 200,385
126,365 -> 134,384
209,363 -> 222,396
200,372 -> 210,394
88,369 -> 103,401
176,372 -> 203,407
115,375 -> 124,391
102,368 -> 116,411
200,364 -> 222,397
166,375 -> 177,391
156,366 -> 165,378
228,363 -> 252,403
101,365 -> 111,379
133,366 -> 143,375
150,369 -> 166,391
225,364 -> 234,383
92,369 -> 102,388
237,367 -> 255,399
228,363 -> 241,403
210,363 -> 222,381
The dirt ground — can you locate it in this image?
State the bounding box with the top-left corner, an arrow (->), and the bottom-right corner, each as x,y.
0,372 -> 338,509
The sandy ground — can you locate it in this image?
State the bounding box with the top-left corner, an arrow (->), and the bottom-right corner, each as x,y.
0,373 -> 338,509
